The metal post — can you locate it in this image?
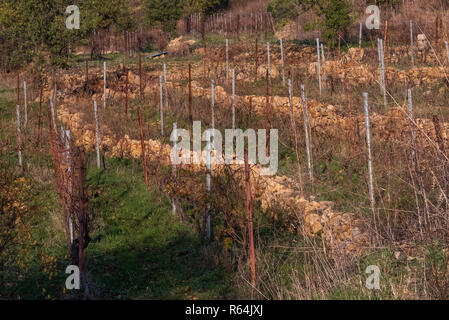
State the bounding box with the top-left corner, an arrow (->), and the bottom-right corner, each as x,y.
16,105 -> 22,168
50,98 -> 56,131
159,75 -> 164,136
61,127 -> 73,243
316,38 -> 322,96
172,122 -> 178,215
410,20 -> 415,67
280,38 -> 285,87
94,101 -> 100,169
23,81 -> 27,126
232,69 -> 235,130
103,62 -> 107,109
380,39 -> 387,107
301,85 -> 313,181
266,42 -> 270,79
363,92 -> 376,222
378,39 -> 387,107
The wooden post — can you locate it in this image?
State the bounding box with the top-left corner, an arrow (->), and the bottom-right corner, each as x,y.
255,38 -> 258,82
16,105 -> 22,168
125,67 -> 129,115
301,85 -> 313,181
137,106 -> 149,187
244,148 -> 256,287
445,41 -> 449,65
266,43 -> 271,137
94,101 -> 100,169
125,31 -> 128,60
127,30 -> 130,58
436,16 -> 439,43
363,92 -> 376,231
359,23 -> 363,64
37,85 -> 43,145
433,115 -> 446,156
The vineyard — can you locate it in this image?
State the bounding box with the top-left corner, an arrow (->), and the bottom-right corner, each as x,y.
2,0 -> 449,301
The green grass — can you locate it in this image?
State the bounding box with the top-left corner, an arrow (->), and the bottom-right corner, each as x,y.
84,158 -> 232,299
1,155 -> 233,299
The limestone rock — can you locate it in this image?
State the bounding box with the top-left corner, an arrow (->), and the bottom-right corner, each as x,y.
257,64 -> 279,79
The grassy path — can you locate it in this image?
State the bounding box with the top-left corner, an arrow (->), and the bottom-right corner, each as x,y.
84,158 -> 232,299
